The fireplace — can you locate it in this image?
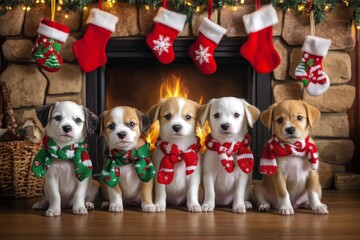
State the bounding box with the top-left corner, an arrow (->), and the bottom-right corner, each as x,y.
86,38 -> 271,179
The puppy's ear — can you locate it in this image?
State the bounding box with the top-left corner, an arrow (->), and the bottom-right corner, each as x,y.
147,101 -> 162,124
136,109 -> 152,134
36,103 -> 55,128
96,112 -> 105,136
242,101 -> 260,128
261,104 -> 276,130
197,99 -> 214,127
303,102 -> 321,128
84,107 -> 99,135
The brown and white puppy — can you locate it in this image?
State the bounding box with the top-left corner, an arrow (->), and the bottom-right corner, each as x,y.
32,101 -> 99,217
198,97 -> 260,213
148,97 -> 201,212
253,100 -> 328,215
99,106 -> 155,213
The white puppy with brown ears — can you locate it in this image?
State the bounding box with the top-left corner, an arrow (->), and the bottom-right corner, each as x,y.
32,101 -> 99,217
198,97 -> 260,213
99,106 -> 156,213
148,97 -> 202,212
253,100 -> 328,215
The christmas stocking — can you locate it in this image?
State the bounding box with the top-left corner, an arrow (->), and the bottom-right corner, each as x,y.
295,35 -> 331,96
240,5 -> 280,74
72,8 -> 118,72
32,18 -> 70,72
146,7 -> 187,64
189,18 -> 227,75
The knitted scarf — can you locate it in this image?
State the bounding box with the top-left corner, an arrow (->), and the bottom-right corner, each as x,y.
31,136 -> 92,181
260,135 -> 319,176
101,142 -> 155,188
155,137 -> 201,185
205,134 -> 254,174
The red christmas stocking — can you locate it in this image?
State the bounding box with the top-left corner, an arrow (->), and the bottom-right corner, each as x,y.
295,35 -> 331,96
146,7 -> 186,64
72,8 -> 118,72
189,18 -> 227,75
240,5 -> 280,74
32,18 -> 70,72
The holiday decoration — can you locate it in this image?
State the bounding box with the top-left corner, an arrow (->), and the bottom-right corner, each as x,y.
240,4 -> 280,74
189,17 -> 227,75
260,135 -> 319,176
295,35 -> 332,96
31,18 -> 70,72
72,8 -> 118,72
100,142 -> 155,188
146,7 -> 187,64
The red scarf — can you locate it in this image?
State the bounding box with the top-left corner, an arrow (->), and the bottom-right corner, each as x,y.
260,135 -> 319,176
205,134 -> 254,174
155,137 -> 201,185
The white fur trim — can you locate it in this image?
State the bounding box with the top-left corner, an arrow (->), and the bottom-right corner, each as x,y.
86,8 -> 119,32
160,168 -> 174,173
186,166 -> 197,171
199,18 -> 227,44
260,158 -> 277,166
37,23 -> 69,42
242,4 -> 278,34
237,153 -> 254,159
153,7 -> 186,32
302,35 -> 331,57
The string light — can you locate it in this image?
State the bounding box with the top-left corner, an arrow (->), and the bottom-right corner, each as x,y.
240,0 -> 245,4
83,6 -> 87,11
323,4 -> 330,12
297,4 -> 305,12
57,5 -> 61,11
232,6 -> 237,11
145,5 -> 150,11
196,6 -> 200,12
64,13 -> 68,19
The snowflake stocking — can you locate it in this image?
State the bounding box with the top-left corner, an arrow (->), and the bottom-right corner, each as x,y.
146,7 -> 187,64
295,35 -> 332,96
240,5 -> 280,74
32,18 -> 70,72
189,18 -> 227,75
73,8 -> 118,72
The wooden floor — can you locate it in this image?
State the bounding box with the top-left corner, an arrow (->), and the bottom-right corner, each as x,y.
1,190 -> 360,239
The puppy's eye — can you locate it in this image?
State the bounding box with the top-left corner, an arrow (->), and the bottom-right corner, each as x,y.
108,123 -> 115,130
297,115 -> 303,121
185,114 -> 192,121
213,113 -> 220,119
128,122 -> 135,128
164,113 -> 172,120
54,116 -> 62,122
276,117 -> 284,124
75,118 -> 82,124
234,113 -> 240,118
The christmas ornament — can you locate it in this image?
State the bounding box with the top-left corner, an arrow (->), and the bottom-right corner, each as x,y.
73,8 -> 119,72
295,35 -> 331,96
240,4 -> 280,74
146,6 -> 187,64
31,18 -> 70,72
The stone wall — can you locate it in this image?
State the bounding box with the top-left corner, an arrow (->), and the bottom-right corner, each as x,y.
0,2 -> 357,189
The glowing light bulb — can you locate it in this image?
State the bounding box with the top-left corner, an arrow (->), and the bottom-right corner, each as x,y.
83,6 -> 88,11
297,4 -> 305,12
145,5 -> 150,11
232,6 -> 237,11
57,5 -> 62,11
196,6 -> 201,12
240,0 -> 245,4
64,14 -> 68,19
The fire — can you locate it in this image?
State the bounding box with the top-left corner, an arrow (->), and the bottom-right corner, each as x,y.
145,74 -> 211,152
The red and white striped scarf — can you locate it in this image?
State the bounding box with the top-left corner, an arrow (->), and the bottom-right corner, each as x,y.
260,135 -> 319,176
155,137 -> 201,185
205,134 -> 254,174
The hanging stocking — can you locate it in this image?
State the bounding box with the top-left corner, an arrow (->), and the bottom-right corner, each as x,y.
146,7 -> 187,64
240,4 -> 280,74
295,36 -> 331,96
31,18 -> 69,72
72,8 -> 118,72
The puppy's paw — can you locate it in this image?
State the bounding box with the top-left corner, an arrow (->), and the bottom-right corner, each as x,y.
109,203 -> 123,213
73,205 -> 88,215
101,201 -> 110,209
155,202 -> 166,212
232,202 -> 247,214
85,202 -> 94,211
245,201 -> 253,210
312,203 -> 329,215
187,202 -> 202,213
32,200 -> 48,210
279,207 -> 295,216
201,202 -> 215,212
258,202 -> 270,212
142,203 -> 156,213
45,208 -> 61,217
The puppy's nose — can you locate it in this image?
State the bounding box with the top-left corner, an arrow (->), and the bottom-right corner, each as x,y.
117,131 -> 127,139
221,123 -> 230,131
62,125 -> 72,133
285,127 -> 296,135
172,124 -> 182,133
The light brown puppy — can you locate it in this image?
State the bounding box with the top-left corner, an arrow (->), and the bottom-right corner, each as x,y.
253,100 -> 328,215
99,106 -> 155,213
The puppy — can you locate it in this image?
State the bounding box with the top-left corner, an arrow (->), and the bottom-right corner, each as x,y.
253,100 -> 328,215
99,106 -> 156,213
198,97 -> 260,213
32,101 -> 99,217
148,97 -> 202,212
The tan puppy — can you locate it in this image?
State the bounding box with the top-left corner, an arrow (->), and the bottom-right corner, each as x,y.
99,106 -> 156,213
253,100 -> 328,215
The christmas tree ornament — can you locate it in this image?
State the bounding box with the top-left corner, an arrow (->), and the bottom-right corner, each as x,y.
146,3 -> 187,64
73,8 -> 118,72
31,18 -> 70,72
240,3 -> 280,74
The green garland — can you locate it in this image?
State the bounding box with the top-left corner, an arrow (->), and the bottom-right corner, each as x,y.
0,0 -> 359,26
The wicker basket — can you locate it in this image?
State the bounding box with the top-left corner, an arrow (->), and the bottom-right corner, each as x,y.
0,140 -> 44,198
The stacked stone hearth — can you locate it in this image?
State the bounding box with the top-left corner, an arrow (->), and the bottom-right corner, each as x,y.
0,1 -> 357,189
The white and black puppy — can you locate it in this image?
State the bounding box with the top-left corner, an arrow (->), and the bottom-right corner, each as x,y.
198,97 -> 260,213
32,101 -> 99,217
148,97 -> 202,212
99,106 -> 156,213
